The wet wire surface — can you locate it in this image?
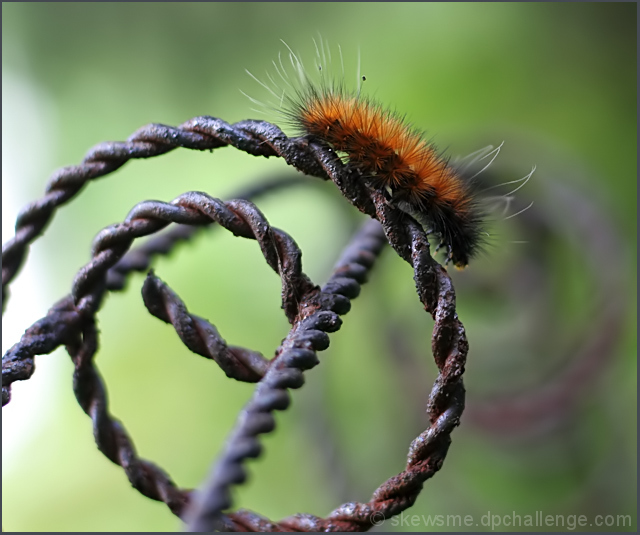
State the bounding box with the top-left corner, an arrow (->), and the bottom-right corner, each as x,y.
2,118 -> 469,531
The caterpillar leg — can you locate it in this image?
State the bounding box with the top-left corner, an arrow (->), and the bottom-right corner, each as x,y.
444,245 -> 454,266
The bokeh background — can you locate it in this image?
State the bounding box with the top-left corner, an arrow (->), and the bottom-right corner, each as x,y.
2,2 -> 636,532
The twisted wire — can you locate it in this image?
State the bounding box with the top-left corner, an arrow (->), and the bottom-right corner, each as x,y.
106,175 -> 306,292
192,221 -> 466,532
2,118 -> 328,310
3,118 -> 469,531
2,190 -> 325,517
2,191 -> 316,403
2,174 -> 304,404
2,175 -> 304,410
2,189 -> 388,524
69,314 -> 191,516
185,144 -> 469,531
141,271 -> 269,383
185,219 -> 387,531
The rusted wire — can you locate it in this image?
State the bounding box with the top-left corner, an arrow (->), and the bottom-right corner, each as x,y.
2,190 -> 318,403
2,190 -> 387,521
3,118 -> 469,532
185,219 -> 388,531
142,270 -> 269,382
2,175 -> 311,405
106,175 -> 307,292
1,118 -> 328,311
185,145 -> 469,531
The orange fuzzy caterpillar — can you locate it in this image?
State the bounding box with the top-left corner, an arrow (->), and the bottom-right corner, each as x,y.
290,88 -> 484,267
249,43 -> 485,267
299,92 -> 467,205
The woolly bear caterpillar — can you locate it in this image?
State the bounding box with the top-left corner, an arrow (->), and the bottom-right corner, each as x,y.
244,39 -> 531,268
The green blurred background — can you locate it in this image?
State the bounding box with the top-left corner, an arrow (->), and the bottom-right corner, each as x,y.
2,2 -> 636,532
